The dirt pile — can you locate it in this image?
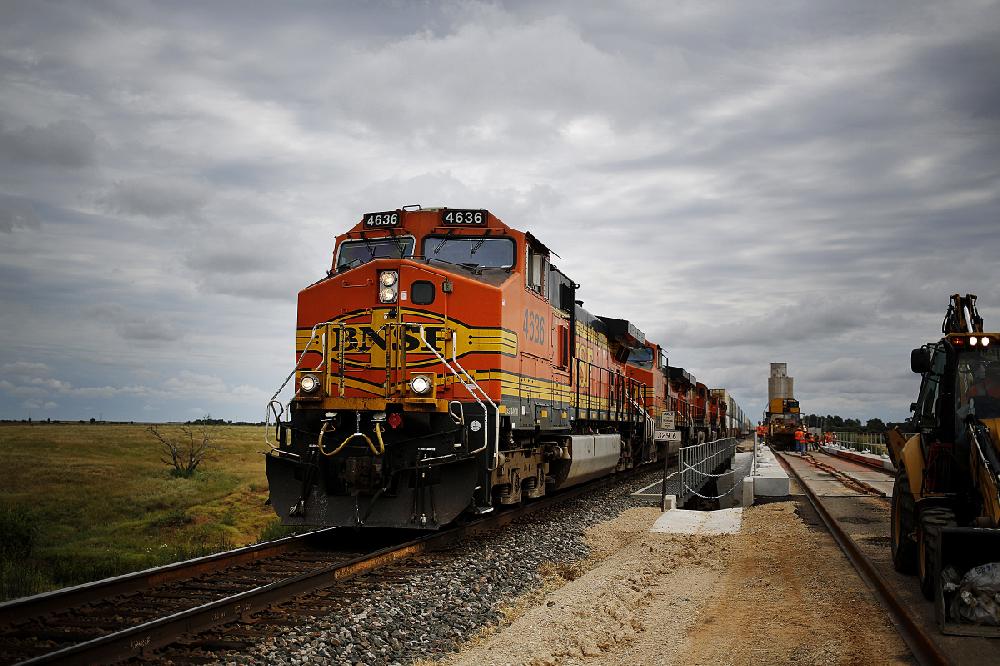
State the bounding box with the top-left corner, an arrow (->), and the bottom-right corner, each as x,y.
445,502 -> 910,666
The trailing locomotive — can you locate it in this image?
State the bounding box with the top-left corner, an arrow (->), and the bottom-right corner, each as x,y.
265,207 -> 749,529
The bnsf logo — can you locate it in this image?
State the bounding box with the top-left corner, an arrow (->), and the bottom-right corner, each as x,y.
331,326 -> 449,355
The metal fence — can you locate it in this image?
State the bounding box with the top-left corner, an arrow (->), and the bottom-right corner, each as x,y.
674,437 -> 737,506
828,431 -> 888,455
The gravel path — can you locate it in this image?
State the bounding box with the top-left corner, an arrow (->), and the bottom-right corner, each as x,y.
215,468 -> 664,666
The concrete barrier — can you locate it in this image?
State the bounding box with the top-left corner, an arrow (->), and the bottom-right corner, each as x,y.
752,445 -> 790,496
741,476 -> 754,506
820,444 -> 896,474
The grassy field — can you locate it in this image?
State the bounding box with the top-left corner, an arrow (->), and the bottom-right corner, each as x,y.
0,423 -> 288,601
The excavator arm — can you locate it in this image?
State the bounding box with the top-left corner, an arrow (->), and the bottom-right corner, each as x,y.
942,293 -> 984,335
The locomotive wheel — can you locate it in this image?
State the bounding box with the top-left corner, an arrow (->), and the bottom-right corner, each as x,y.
917,505 -> 956,600
890,466 -> 917,574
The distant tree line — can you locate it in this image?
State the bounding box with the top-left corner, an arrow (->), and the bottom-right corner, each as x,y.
185,415 -> 264,426
1,418 -> 265,426
800,414 -> 895,433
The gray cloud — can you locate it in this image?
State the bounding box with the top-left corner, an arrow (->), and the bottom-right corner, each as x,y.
0,118 -> 96,168
0,196 -> 41,232
0,1 -> 998,422
100,177 -> 212,220
88,304 -> 183,342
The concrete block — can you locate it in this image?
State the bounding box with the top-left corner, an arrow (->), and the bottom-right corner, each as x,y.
741,476 -> 754,506
661,494 -> 677,511
651,507 -> 742,534
751,445 -> 790,496
754,474 -> 790,496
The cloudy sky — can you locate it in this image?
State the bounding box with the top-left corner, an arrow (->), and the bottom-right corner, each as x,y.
1,0 -> 998,424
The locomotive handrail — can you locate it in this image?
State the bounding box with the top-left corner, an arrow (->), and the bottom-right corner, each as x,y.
403,324 -> 499,471
449,329 -> 500,469
623,387 -> 655,443
264,320 -> 331,450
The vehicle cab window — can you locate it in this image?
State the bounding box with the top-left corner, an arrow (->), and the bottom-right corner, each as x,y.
336,236 -> 414,272
915,345 -> 946,430
628,347 -> 653,369
422,235 -> 515,269
957,347 -> 1000,420
526,242 -> 548,297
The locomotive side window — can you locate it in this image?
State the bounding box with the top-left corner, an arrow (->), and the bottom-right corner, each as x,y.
558,325 -> 569,368
411,280 -> 435,305
629,346 -> 653,369
422,236 -> 514,268
336,236 -> 414,272
526,244 -> 547,297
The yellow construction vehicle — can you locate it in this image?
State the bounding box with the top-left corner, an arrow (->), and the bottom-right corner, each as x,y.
888,294 -> 1000,634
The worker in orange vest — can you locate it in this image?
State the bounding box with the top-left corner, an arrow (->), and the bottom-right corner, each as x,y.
794,428 -> 806,453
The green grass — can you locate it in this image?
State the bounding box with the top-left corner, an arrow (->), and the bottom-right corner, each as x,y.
0,423 -> 279,601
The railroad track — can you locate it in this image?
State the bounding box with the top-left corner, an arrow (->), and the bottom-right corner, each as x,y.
0,463 -> 654,665
775,451 -> 998,666
0,527 -> 375,665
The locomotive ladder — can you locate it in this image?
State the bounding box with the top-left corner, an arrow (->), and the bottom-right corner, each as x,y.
624,385 -> 655,444
406,323 -> 500,470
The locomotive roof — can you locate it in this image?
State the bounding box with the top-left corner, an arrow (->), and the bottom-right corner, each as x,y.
342,207 -> 555,255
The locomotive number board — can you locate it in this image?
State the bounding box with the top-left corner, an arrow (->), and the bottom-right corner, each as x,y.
362,211 -> 401,228
441,209 -> 488,226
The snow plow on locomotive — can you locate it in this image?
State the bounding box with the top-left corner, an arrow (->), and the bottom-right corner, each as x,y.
264,207 -> 746,529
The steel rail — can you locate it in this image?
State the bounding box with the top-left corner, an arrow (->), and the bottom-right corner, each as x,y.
800,453 -> 889,499
9,466 -> 648,665
775,452 -> 951,666
0,527 -> 337,627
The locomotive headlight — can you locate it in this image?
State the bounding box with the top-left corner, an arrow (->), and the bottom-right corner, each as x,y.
971,336 -> 979,346
299,374 -> 320,394
409,374 -> 433,395
379,270 -> 398,287
983,337 -> 991,347
379,286 -> 398,303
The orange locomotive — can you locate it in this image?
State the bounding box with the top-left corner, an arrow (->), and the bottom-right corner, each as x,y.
265,207 -> 734,529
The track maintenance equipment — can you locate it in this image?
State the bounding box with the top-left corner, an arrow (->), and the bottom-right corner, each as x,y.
888,294 -> 1000,635
764,362 -> 800,450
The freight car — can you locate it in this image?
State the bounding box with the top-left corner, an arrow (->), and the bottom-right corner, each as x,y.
264,207 -> 747,529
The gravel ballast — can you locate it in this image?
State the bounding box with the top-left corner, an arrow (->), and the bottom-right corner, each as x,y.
218,468 -> 665,666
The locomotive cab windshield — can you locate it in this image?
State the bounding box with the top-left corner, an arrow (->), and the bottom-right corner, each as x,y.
423,235 -> 515,269
336,236 -> 414,272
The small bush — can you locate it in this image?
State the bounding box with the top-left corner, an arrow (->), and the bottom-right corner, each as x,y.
148,424 -> 218,477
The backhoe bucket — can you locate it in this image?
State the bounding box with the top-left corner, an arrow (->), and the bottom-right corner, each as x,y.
935,527 -> 1000,636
